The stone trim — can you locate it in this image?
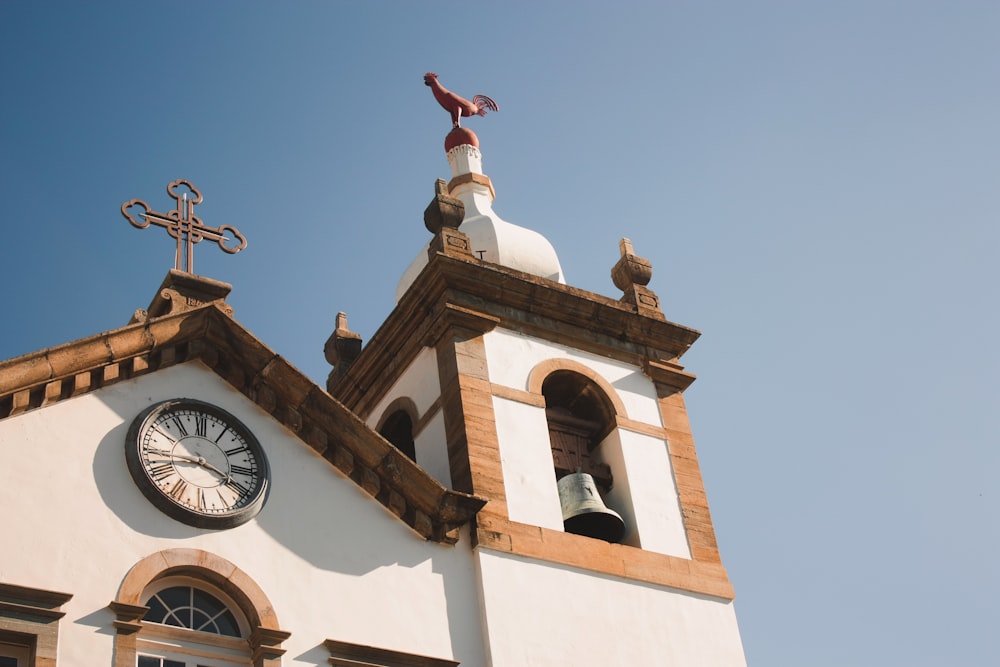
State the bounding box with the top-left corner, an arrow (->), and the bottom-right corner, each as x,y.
474,515 -> 734,600
374,396 -> 421,434
434,333 -> 508,518
324,639 -> 459,666
110,549 -> 291,667
413,395 -> 442,438
644,359 -> 697,393
655,389 -> 724,564
489,383 -> 546,407
0,302 -> 485,544
525,358 -> 630,419
0,582 -> 73,667
332,254 -> 700,421
614,415 -> 669,440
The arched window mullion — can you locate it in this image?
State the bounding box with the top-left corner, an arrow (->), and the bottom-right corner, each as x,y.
142,586 -> 242,638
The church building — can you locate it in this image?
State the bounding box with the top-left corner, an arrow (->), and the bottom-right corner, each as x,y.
0,112 -> 747,665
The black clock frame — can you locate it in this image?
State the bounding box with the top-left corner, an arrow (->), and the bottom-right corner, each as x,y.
125,398 -> 270,529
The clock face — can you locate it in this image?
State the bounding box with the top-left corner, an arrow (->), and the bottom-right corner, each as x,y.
126,399 -> 269,529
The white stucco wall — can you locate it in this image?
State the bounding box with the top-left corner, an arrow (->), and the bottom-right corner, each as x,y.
366,346 -> 441,427
597,429 -> 690,558
491,396 -> 563,531
363,346 -> 452,487
0,362 -> 484,666
413,410 -> 451,489
476,550 -> 746,667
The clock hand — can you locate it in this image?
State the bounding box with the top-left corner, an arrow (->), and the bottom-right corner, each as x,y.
192,457 -> 229,478
146,449 -> 229,478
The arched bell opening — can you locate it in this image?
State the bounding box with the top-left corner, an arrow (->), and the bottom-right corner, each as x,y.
541,370 -> 625,543
378,409 -> 417,463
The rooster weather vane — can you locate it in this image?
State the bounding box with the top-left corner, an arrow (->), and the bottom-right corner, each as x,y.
121,179 -> 247,275
424,72 -> 499,128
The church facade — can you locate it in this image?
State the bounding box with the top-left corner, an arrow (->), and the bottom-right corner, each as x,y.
0,127 -> 746,666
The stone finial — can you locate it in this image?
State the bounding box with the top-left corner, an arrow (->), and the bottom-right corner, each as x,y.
425,179 -> 474,261
611,238 -> 664,319
324,312 -> 363,393
424,178 -> 465,233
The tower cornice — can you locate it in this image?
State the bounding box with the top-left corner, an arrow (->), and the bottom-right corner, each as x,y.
332,250 -> 700,425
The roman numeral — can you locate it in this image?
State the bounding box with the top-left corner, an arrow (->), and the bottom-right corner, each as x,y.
224,444 -> 247,456
215,426 -> 230,443
171,416 -> 188,437
230,465 -> 254,477
225,478 -> 249,496
168,478 -> 188,500
149,463 -> 174,481
195,413 -> 207,437
151,424 -> 176,444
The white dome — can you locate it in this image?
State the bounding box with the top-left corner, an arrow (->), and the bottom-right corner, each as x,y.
396,143 -> 565,303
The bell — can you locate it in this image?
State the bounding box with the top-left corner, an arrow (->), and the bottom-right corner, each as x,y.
557,471 -> 625,543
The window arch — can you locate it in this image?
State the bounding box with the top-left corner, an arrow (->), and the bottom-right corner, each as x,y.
541,370 -> 617,487
537,364 -> 627,544
109,549 -> 289,667
379,410 -> 416,462
375,397 -> 420,462
136,578 -> 249,667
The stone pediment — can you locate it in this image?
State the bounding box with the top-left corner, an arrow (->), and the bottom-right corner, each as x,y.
0,282 -> 485,544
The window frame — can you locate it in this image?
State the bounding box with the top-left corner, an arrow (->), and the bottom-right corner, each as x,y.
0,582 -> 73,667
108,549 -> 289,667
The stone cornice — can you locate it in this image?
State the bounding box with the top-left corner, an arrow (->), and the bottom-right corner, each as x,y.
331,251 -> 700,418
0,303 -> 485,544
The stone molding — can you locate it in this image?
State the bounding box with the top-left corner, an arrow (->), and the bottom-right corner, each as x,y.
526,358 -> 630,419
332,253 -> 700,423
0,582 -> 73,667
325,638 -> 459,667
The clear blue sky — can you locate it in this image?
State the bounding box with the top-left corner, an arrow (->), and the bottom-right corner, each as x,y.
2,2 -> 998,664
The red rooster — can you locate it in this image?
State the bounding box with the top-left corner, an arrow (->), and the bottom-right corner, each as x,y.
424,72 -> 499,128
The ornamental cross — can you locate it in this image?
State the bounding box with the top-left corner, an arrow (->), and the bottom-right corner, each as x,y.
121,179 -> 246,274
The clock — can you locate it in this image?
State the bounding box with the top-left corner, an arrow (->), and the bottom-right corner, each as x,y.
125,398 -> 270,529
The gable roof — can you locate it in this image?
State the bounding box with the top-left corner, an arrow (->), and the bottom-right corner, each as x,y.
0,272 -> 486,544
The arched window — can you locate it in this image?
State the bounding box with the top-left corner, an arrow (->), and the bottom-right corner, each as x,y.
143,585 -> 242,638
542,370 -> 625,543
378,410 -> 416,462
109,549 -> 289,667
136,578 -> 250,667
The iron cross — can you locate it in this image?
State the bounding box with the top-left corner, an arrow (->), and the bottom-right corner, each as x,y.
121,179 -> 247,274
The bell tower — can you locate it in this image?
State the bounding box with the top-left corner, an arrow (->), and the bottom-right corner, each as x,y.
327,118 -> 746,664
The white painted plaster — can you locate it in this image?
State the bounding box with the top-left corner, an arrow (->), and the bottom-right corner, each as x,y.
366,346 -> 441,426
598,429 -> 691,558
491,396 -> 564,531
0,362 -> 485,666
363,345 -> 453,487
413,410 -> 452,489
483,328 -> 665,426
475,550 -> 746,667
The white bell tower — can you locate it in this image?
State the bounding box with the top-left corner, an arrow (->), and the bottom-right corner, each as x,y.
327,126 -> 746,666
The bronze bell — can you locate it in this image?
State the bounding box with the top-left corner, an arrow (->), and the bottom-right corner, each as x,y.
557,471 -> 625,543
